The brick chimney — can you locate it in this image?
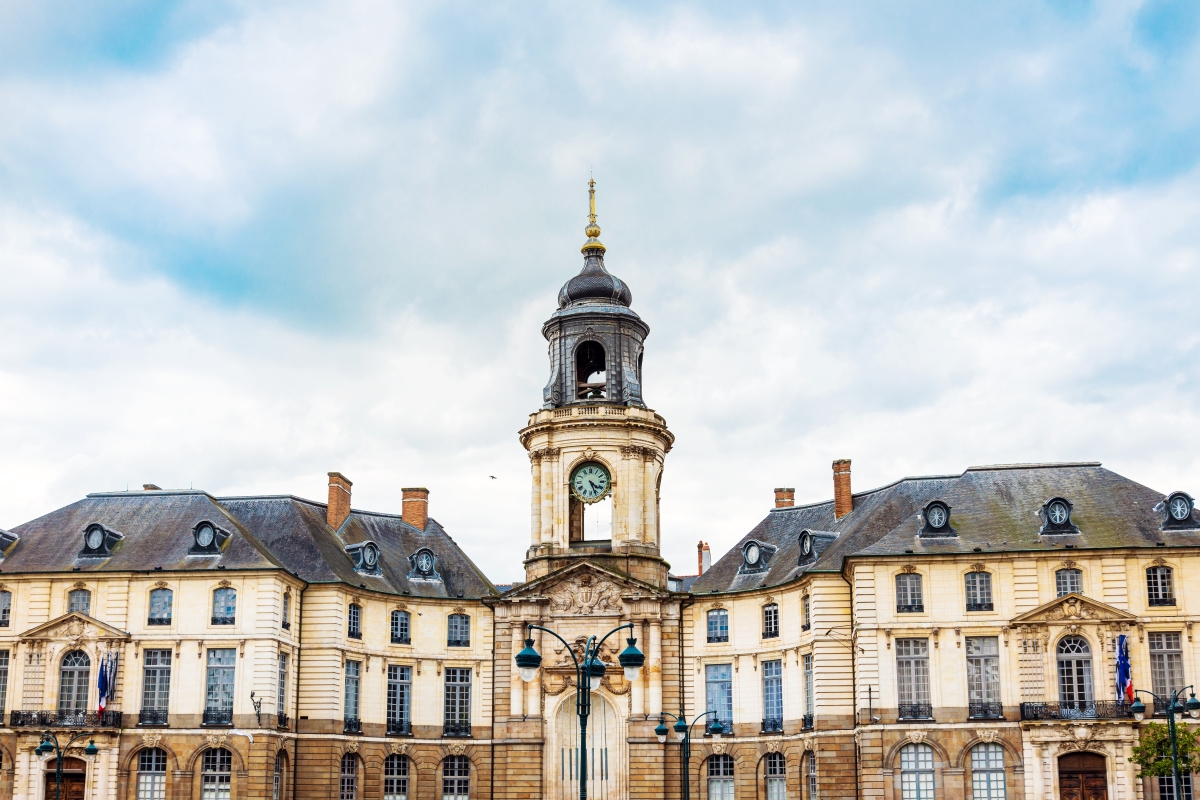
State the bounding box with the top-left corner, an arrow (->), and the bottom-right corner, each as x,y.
774,487 -> 795,508
327,472 -> 353,530
402,487 -> 429,530
833,459 -> 853,519
697,541 -> 711,574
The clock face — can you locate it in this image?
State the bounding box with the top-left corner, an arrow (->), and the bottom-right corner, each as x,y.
86,528 -> 104,550
745,543 -> 761,565
571,462 -> 611,503
417,552 -> 433,573
196,524 -> 215,547
364,544 -> 378,567
801,534 -> 812,555
1170,496 -> 1191,521
1048,501 -> 1069,525
927,505 -> 947,529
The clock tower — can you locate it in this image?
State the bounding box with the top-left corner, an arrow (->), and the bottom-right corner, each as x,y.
519,181 -> 674,587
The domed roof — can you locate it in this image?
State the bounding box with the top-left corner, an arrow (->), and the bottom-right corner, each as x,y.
557,178 -> 633,308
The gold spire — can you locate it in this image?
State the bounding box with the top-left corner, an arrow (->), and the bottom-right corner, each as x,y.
582,177 -> 606,253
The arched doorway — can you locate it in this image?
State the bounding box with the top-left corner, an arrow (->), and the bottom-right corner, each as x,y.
44,756 -> 86,800
546,691 -> 625,800
1059,752 -> 1107,800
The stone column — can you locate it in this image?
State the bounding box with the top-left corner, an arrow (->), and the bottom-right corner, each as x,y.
1030,743 -> 1044,800
643,457 -> 656,546
530,456 -> 542,542
510,623 -> 524,718
541,454 -> 555,544
649,620 -> 663,716
623,449 -> 642,543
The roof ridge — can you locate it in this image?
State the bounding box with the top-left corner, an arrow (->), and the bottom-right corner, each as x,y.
965,461 -> 1103,472
216,494 -> 326,507
87,490 -> 214,498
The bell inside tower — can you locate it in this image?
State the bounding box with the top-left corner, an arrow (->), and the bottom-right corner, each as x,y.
576,341 -> 607,400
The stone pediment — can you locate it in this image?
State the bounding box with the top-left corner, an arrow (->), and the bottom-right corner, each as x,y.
502,561 -> 667,614
1010,593 -> 1137,625
20,612 -> 131,643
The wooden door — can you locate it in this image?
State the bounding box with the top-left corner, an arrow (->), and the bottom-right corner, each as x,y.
1059,752 -> 1108,800
45,774 -> 85,800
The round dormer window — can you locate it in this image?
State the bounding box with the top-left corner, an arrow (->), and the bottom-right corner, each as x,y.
363,543 -> 379,568
926,503 -> 948,530
745,542 -> 761,566
416,551 -> 434,574
800,533 -> 812,556
86,527 -> 104,550
1169,494 -> 1192,522
196,523 -> 215,548
1048,500 -> 1070,525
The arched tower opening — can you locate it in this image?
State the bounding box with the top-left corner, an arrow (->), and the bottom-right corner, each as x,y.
575,341 -> 607,400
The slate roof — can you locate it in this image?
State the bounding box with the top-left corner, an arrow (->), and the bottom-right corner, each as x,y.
7,491 -> 498,600
691,463 -> 1200,595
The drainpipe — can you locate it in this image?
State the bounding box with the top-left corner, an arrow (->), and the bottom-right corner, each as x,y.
679,592 -> 695,792
292,581 -> 305,800
839,568 -> 860,800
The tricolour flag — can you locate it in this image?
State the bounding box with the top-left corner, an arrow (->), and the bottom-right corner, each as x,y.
1116,634 -> 1134,703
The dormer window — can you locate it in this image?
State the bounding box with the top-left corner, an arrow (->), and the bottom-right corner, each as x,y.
80,524 -> 122,557
346,542 -> 381,576
0,528 -> 18,556
919,501 -> 955,537
408,548 -> 440,581
739,540 -> 776,574
799,532 -> 813,561
189,521 -> 230,555
1163,492 -> 1197,530
1040,497 -> 1080,535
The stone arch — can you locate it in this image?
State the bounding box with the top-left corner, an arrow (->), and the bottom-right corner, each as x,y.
184,743 -> 246,775
954,735 -> 1023,770
0,742 -> 14,776
120,741 -> 182,773
884,735 -> 951,769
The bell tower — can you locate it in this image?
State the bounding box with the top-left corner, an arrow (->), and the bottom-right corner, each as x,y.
520,180 -> 674,587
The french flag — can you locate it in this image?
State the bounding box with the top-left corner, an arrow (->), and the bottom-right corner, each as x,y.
1116,635 -> 1134,703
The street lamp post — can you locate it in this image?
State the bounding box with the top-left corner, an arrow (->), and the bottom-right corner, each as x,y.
35,732 -> 99,800
1131,686 -> 1200,800
515,623 -> 645,800
655,710 -> 723,800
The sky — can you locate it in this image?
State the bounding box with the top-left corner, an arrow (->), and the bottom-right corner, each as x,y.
1,0 -> 1198,583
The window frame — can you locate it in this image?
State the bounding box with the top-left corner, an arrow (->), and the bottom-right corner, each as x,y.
211,587 -> 237,625
348,603 -> 362,640
964,571 -> 994,612
895,573 -> 924,613
444,667 -> 472,736
384,754 -> 409,800
705,663 -> 733,732
340,753 -> 358,800
707,609 -> 730,643
391,610 -> 411,644
895,638 -> 931,719
68,588 -> 91,615
447,614 -> 471,648
762,659 -> 783,732
762,603 -> 779,639
388,664 -> 413,735
900,743 -> 936,800
969,742 -> 1005,800
1056,568 -> 1082,597
148,588 -> 173,626
1147,566 -> 1176,607
344,660 -> 361,730
442,755 -> 470,800
137,747 -> 168,800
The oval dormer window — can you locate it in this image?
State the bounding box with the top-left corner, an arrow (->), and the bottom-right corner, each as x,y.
363,543 -> 379,569
196,524 -> 215,548
1169,493 -> 1193,522
86,527 -> 104,550
800,533 -> 812,556
1048,500 -> 1070,526
926,503 -> 948,530
745,542 -> 761,567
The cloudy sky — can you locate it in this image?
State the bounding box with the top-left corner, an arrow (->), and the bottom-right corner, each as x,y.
1,1 -> 1198,582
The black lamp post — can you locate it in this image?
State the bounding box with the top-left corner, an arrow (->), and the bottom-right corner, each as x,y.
1131,686 -> 1200,800
35,732 -> 99,800
655,710 -> 722,800
515,623 -> 644,800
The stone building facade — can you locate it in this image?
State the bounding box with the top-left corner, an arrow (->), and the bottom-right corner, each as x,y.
0,186 -> 1197,800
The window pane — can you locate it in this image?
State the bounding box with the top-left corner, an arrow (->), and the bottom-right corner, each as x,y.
763,660 -> 783,721
705,664 -> 733,728
149,589 -> 173,622
205,649 -> 235,712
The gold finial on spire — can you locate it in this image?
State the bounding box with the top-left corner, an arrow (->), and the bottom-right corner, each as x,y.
583,177 -> 605,253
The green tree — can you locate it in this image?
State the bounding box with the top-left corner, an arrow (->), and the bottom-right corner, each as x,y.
1132,723 -> 1200,778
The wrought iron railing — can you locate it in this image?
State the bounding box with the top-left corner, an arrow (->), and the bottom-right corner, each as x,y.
147,616 -> 172,626
282,621 -> 291,630
138,709 -> 169,725
705,717 -> 731,735
277,712 -> 289,729
202,708 -> 233,726
447,638 -> 470,648
802,713 -> 814,730
388,719 -> 412,735
896,604 -> 924,614
211,615 -> 236,626
801,623 -> 811,632
443,721 -> 472,737
348,630 -> 362,640
898,703 -> 933,720
11,710 -> 121,728
761,717 -> 782,733
344,717 -> 362,734
1152,698 -> 1180,717
969,702 -> 1003,719
1149,596 -> 1176,607
966,602 -> 994,612
1019,701 -> 1131,721
763,629 -> 779,639
707,634 -> 729,643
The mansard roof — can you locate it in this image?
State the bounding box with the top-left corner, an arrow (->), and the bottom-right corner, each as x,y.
692,462 -> 1198,594
7,490 -> 498,600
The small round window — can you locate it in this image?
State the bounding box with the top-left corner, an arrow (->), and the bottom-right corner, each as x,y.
1048,500 -> 1070,525
363,543 -> 379,568
745,542 -> 761,566
926,503 -> 948,530
800,533 -> 812,555
1169,494 -> 1192,522
196,524 -> 215,547
86,527 -> 104,549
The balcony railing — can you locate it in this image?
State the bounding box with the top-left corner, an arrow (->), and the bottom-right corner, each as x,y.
1020,701 -> 1131,721
443,721 -> 472,737
277,712 -> 289,730
391,635 -> 410,645
705,718 -> 731,736
802,713 -> 814,730
966,602 -> 994,612
969,702 -> 1003,719
763,629 -> 779,639
138,709 -> 169,726
898,703 -> 933,720
388,719 -> 412,736
282,621 -> 291,630
447,639 -> 470,648
344,717 -> 362,734
11,710 -> 121,728
707,635 -> 729,644
761,717 -> 782,733
211,616 -> 236,626
1149,596 -> 1176,607
147,616 -> 172,626
896,604 -> 924,614
348,630 -> 362,640
202,708 -> 233,726
801,623 -> 811,632
1151,698 -> 1180,717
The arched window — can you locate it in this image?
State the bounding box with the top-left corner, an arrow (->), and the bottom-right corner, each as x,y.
448,614 -> 470,647
1147,566 -> 1176,606
273,751 -> 285,800
899,743 -> 935,800
137,748 -> 167,800
896,573 -> 923,613
148,588 -> 172,625
57,650 -> 90,715
1056,568 -> 1082,597
964,572 -> 993,611
970,743 -> 1005,800
347,603 -> 362,640
68,588 -> 91,614
762,603 -> 779,638
766,752 -> 786,800
1057,636 -> 1094,712
575,340 -> 607,400
807,752 -> 818,799
384,754 -> 409,800
442,755 -> 470,800
708,754 -> 735,800
391,610 -> 411,644
340,753 -> 358,800
201,748 -> 232,800
0,589 -> 11,627
212,587 -> 236,625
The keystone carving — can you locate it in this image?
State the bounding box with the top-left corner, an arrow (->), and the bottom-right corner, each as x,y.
153,581 -> 169,588
389,742 -> 408,755
766,740 -> 781,753
976,730 -> 998,743
711,742 -> 727,755
218,580 -> 232,588
141,733 -> 162,748
900,566 -> 918,574
906,731 -> 927,744
447,743 -> 467,756
970,564 -> 987,573
346,741 -> 359,754
206,735 -> 227,748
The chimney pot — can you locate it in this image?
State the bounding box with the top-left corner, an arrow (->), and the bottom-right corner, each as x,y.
833,459 -> 853,519
774,487 -> 795,508
402,487 -> 430,530
327,472 -> 353,530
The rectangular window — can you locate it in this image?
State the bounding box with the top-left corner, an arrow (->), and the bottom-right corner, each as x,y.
901,745 -> 936,800
444,667 -> 472,735
804,653 -> 815,717
0,650 -> 8,716
148,589 -> 173,625
204,648 -> 235,723
705,663 -> 733,730
277,653 -> 288,723
385,756 -> 409,800
282,592 -> 291,630
966,637 -> 1000,717
388,664 -> 412,734
0,591 -> 11,627
1056,568 -> 1082,597
762,659 -> 782,731
802,595 -> 811,631
896,638 -> 931,717
763,604 -> 779,639
707,609 -> 729,643
896,574 -> 924,613
392,610 -> 411,644
448,614 -> 470,647
1150,632 -> 1185,704
348,604 -> 362,640
766,753 -> 786,800
69,589 -> 91,614
211,588 -> 236,624
142,649 -> 172,713
1148,567 -> 1176,606
965,572 -> 994,611
345,660 -> 361,724
1161,775 -> 1194,800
